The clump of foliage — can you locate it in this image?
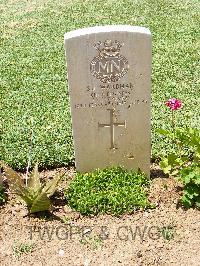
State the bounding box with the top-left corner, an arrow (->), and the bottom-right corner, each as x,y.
180,163 -> 200,208
0,161 -> 63,213
65,167 -> 152,216
158,99 -> 200,208
13,241 -> 35,259
0,184 -> 6,204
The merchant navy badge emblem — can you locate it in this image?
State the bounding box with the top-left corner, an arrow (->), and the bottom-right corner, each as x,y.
90,40 -> 129,83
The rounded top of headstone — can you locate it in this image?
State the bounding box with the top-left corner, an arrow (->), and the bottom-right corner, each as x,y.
64,25 -> 151,40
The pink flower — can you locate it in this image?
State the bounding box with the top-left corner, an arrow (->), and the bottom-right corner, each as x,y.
165,98 -> 182,110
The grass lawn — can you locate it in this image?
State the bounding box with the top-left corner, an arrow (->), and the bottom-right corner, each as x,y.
1,0 -> 199,170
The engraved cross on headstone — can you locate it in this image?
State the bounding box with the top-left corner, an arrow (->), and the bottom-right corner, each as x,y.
98,109 -> 126,149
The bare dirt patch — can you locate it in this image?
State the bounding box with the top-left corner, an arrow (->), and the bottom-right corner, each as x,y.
0,166 -> 200,266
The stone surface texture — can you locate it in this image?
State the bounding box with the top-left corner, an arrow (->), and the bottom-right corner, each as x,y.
64,25 -> 151,175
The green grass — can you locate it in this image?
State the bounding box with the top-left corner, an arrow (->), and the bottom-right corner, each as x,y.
65,167 -> 152,216
1,0 -> 199,170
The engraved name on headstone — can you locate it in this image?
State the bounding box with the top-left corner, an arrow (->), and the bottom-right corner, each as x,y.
64,25 -> 151,175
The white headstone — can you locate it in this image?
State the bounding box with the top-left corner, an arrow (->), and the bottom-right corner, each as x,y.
64,25 -> 151,176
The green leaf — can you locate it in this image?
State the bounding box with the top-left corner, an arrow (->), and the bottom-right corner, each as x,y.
156,129 -> 171,136
184,185 -> 199,198
181,156 -> 190,162
180,164 -> 200,184
30,192 -> 51,213
163,165 -> 172,174
171,169 -> 179,176
18,188 -> 35,208
160,158 -> 171,174
0,161 -> 25,194
183,174 -> 192,184
168,153 -> 179,165
27,163 -> 41,192
42,173 -> 64,197
181,194 -> 193,208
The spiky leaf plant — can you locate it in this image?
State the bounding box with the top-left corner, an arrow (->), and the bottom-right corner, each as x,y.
0,161 -> 64,213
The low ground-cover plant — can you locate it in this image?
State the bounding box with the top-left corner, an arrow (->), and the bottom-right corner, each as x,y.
180,163 -> 200,208
0,161 -> 64,213
13,241 -> 35,259
158,99 -> 200,208
65,167 -> 152,216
